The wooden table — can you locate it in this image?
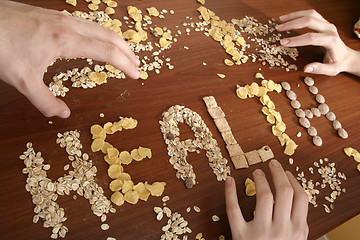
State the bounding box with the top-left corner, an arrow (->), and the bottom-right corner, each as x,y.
1,0 -> 359,239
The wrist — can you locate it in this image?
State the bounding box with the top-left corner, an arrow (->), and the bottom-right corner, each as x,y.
343,47 -> 360,77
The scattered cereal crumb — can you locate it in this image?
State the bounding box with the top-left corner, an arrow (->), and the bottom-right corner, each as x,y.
217,73 -> 226,78
212,215 -> 220,222
101,223 -> 110,231
296,132 -> 301,137
48,121 -> 53,125
193,206 -> 201,212
100,113 -> 105,118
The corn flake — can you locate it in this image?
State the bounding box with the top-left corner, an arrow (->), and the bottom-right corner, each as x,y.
111,191 -> 125,206
139,71 -> 148,80
65,0 -> 77,6
131,149 -> 143,161
122,180 -> 134,194
124,191 -> 139,204
217,73 -> 226,79
145,182 -> 166,197
147,7 -> 159,17
91,138 -> 105,152
245,178 -> 256,196
118,173 -> 131,181
133,182 -> 151,201
108,164 -> 123,179
138,146 -> 152,159
119,151 -> 132,165
109,179 -> 123,192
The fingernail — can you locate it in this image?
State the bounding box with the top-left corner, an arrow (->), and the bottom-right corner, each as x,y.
279,14 -> 288,21
254,169 -> 265,176
135,57 -> 140,66
276,24 -> 284,30
59,110 -> 70,118
270,159 -> 281,168
135,70 -> 140,78
285,171 -> 294,178
226,176 -> 233,186
280,39 -> 289,45
304,66 -> 314,73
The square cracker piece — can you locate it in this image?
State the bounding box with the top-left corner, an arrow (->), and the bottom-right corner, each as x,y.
208,107 -> 225,119
226,144 -> 243,157
221,130 -> 237,145
214,118 -> 231,132
231,154 -> 249,169
258,145 -> 274,162
203,96 -> 218,109
245,150 -> 262,165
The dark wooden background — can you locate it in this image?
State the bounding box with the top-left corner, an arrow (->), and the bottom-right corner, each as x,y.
1,0 -> 359,239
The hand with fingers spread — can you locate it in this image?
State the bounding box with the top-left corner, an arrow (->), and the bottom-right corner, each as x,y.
0,1 -> 140,118
275,9 -> 360,77
225,159 -> 309,240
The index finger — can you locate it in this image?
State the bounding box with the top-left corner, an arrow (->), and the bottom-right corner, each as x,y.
279,9 -> 327,23
225,177 -> 246,236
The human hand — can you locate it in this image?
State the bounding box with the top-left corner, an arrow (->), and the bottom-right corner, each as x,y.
276,9 -> 360,77
225,159 -> 309,240
0,1 -> 140,118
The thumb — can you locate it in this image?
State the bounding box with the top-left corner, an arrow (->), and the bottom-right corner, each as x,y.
304,62 -> 339,76
21,80 -> 71,118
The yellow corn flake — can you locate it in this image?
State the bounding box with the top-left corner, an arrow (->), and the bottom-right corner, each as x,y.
112,19 -> 122,27
260,94 -> 270,106
104,155 -> 120,165
145,182 -> 166,197
249,82 -> 259,96
270,110 -> 282,122
244,178 -> 256,196
154,27 -> 164,36
118,172 -> 131,181
128,6 -> 142,22
131,149 -> 143,161
197,6 -> 210,21
120,117 -> 138,129
135,22 -> 142,31
88,3 -> 99,11
122,180 -> 134,194
91,138 -> 105,152
105,64 -> 120,73
257,86 -> 268,97
272,125 -> 282,137
344,147 -> 358,157
102,21 -> 112,29
284,139 -> 298,156
267,80 -> 276,91
262,106 -> 270,115
123,29 -> 141,44
124,190 -> 139,204
197,0 -> 206,4
133,182 -> 151,201
147,7 -> 159,17
109,179 -> 123,192
266,114 -> 275,124
159,37 -> 170,48
110,121 -> 122,132
105,7 -> 115,15
236,87 -> 248,99
119,151 -> 132,165
107,1 -> 117,8
89,72 -> 107,84
111,191 -> 125,206
163,32 -> 172,40
255,73 -> 264,79
66,0 -> 77,6
278,135 -> 286,146
91,124 -> 103,137
107,147 -> 119,159
274,84 -> 282,93
217,73 -> 226,79
101,141 -> 114,154
354,154 -> 360,162
138,146 -> 152,159
139,71 -> 148,80
358,164 -> 360,172
224,59 -> 234,66
276,121 -> 286,132
235,36 -> 245,46
108,164 -> 123,179
266,100 -> 275,110
103,122 -> 114,134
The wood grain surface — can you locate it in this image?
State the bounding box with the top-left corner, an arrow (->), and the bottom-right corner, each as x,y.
1,0 -> 360,239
